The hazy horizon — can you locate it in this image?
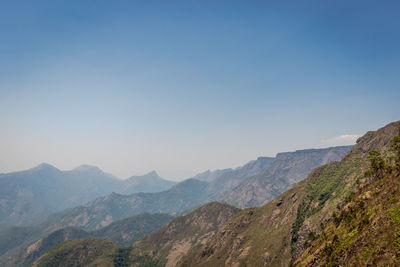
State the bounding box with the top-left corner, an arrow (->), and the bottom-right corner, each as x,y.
0,142 -> 357,181
1,1 -> 399,180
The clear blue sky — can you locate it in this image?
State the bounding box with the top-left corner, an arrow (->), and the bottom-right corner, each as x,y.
0,0 -> 399,180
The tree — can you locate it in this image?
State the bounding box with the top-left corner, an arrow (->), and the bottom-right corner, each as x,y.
367,150 -> 385,178
390,125 -> 400,172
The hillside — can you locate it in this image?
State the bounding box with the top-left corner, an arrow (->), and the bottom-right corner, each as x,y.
191,169 -> 233,183
31,238 -> 117,267
49,150 -> 337,232
219,146 -> 352,208
91,213 -> 174,246
31,202 -> 240,267
207,157 -> 275,198
0,164 -> 175,228
119,171 -> 177,195
295,129 -> 400,266
23,227 -> 90,266
2,213 -> 173,266
180,121 -> 400,266
128,202 -> 240,267
54,179 -> 209,231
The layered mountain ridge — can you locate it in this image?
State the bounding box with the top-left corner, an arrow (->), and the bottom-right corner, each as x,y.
0,133 -> 358,266
0,165 -> 176,228
180,121 -> 400,266
219,146 -> 352,208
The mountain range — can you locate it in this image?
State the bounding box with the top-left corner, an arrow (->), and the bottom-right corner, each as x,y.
180,121 -> 400,266
32,202 -> 240,267
219,146 -> 352,208
0,135 -> 357,266
34,146 -> 348,233
29,121 -> 400,266
0,165 -> 176,228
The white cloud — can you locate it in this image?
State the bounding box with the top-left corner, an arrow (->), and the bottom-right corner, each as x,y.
323,134 -> 361,145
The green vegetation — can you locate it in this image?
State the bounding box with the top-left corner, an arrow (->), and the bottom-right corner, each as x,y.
32,238 -> 117,267
30,202 -> 239,267
25,121 -> 400,267
180,121 -> 400,267
295,125 -> 400,266
391,126 -> 400,171
3,213 -> 173,267
219,146 -> 352,209
92,213 -> 174,246
128,202 -> 240,266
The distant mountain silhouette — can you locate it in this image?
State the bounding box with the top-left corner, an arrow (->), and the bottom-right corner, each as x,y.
0,164 -> 176,228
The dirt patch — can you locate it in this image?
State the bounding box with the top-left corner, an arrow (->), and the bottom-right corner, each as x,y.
165,239 -> 192,267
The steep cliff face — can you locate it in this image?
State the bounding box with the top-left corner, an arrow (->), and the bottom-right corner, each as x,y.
207,157 -> 276,198
180,121 -> 400,267
219,146 -> 352,209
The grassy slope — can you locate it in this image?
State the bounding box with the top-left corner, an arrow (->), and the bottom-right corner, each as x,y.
219,146 -> 352,209
128,202 -> 240,267
31,238 -> 117,267
31,202 -> 240,267
17,213 -> 173,266
91,213 -> 174,246
296,146 -> 400,265
180,121 -> 400,267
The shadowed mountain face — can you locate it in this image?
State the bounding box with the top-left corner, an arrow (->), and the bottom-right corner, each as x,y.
52,179 -> 210,231
0,165 -> 176,228
119,171 -> 178,195
191,168 -> 233,183
31,238 -> 117,267
219,146 -> 353,208
180,121 -> 400,267
17,213 -> 173,266
207,157 -> 276,198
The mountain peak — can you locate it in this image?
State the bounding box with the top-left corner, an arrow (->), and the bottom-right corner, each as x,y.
73,164 -> 103,173
347,120 -> 400,157
32,163 -> 59,172
146,170 -> 159,177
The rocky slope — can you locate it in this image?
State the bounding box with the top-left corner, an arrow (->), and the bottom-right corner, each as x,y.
180,121 -> 400,266
295,127 -> 400,266
191,169 -> 233,183
119,171 -> 177,195
31,202 -> 240,267
128,202 -> 240,267
207,157 -> 275,198
219,146 -> 352,208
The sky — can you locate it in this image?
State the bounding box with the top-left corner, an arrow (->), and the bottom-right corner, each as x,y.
0,0 -> 399,180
